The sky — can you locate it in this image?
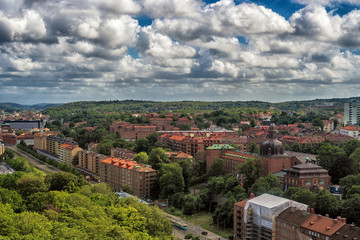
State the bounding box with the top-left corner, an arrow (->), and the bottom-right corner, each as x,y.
1,0 -> 360,104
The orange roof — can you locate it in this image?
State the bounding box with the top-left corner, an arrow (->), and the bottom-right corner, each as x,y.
341,126 -> 360,131
234,199 -> 249,208
101,157 -> 155,172
301,215 -> 345,236
60,143 -> 79,150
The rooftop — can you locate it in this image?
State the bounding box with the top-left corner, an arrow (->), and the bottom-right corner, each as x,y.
206,144 -> 234,150
301,214 -> 346,236
276,207 -> 313,226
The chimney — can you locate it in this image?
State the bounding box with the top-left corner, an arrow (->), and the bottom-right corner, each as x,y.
333,219 -> 338,224
317,214 -> 322,220
342,218 -> 346,223
325,214 -> 329,217
250,193 -> 255,199
311,208 -> 315,214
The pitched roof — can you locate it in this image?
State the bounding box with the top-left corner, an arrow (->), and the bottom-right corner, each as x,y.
276,207 -> 313,226
341,126 -> 360,131
301,214 -> 345,236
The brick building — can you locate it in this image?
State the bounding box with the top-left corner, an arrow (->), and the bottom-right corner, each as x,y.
78,150 -> 107,176
283,163 -> 331,191
59,143 -> 82,166
100,157 -> 156,198
301,214 -> 346,240
167,152 -> 193,162
276,207 -> 314,240
109,121 -> 156,141
206,124 -> 301,176
111,148 -> 136,160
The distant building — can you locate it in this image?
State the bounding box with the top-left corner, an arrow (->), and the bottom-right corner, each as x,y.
322,120 -> 334,133
167,152 -> 193,162
284,163 -> 331,191
109,122 -> 156,141
3,120 -> 41,131
45,135 -> 78,156
100,157 -> 157,198
0,142 -> 4,155
344,99 -> 360,125
301,214 -> 346,239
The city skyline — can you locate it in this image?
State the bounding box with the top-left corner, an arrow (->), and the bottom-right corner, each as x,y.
1,0 -> 360,104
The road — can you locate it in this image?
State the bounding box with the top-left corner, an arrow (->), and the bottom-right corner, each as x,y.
6,146 -> 61,173
164,212 -> 226,240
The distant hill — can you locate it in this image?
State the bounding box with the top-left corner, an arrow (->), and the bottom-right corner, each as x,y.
0,103 -> 63,112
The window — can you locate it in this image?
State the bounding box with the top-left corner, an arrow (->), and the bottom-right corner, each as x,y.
320,179 -> 325,184
306,180 -> 311,185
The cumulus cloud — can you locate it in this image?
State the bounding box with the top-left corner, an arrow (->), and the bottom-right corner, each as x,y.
1,0 -> 360,104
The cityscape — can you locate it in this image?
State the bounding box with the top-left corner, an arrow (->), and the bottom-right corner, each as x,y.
2,0 -> 360,239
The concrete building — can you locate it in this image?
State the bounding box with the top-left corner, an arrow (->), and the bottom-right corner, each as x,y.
45,135 -> 78,156
78,150 -> 107,176
0,142 -> 4,155
344,99 -> 360,125
59,143 -> 82,166
339,126 -> 360,139
100,157 -> 157,198
322,120 -> 334,133
284,163 -> 331,191
233,194 -> 308,240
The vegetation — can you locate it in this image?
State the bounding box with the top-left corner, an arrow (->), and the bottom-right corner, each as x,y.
0,154 -> 174,239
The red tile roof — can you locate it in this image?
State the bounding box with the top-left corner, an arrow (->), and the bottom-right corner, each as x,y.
301,215 -> 345,236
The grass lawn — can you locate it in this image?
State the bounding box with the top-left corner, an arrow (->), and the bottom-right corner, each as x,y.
186,212 -> 233,239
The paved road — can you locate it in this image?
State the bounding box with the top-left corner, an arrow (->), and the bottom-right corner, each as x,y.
164,212 -> 226,240
6,146 -> 61,173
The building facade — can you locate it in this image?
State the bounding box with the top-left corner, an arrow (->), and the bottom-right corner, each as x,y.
100,157 -> 157,198
111,148 -> 136,160
344,99 -> 360,125
284,163 -> 331,191
78,150 -> 107,176
59,143 -> 82,166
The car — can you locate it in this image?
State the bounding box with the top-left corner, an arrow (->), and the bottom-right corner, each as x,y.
201,231 -> 208,235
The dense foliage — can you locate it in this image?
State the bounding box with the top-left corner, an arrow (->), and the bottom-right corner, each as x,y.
0,155 -> 173,239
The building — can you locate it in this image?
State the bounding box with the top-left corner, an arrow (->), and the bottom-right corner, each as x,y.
276,207 -> 314,240
233,194 -> 308,240
111,148 -> 136,160
45,135 -> 78,156
100,157 -> 157,198
301,214 -> 346,240
206,124 -> 301,176
0,142 -> 4,155
109,121 -> 156,141
283,163 -> 331,191
322,120 -> 334,133
3,120 -> 41,131
330,112 -> 344,128
167,152 -> 193,162
59,143 -> 82,166
339,126 -> 360,139
78,150 -> 107,176
330,223 -> 360,240
344,99 -> 360,125
34,132 -> 57,151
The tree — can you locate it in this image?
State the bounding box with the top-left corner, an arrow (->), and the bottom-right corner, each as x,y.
341,194 -> 360,226
328,155 -> 354,184
179,124 -> 191,131
341,139 -> 360,156
122,185 -> 133,194
312,118 -> 324,131
303,142 -> 315,154
339,173 -> 360,199
45,172 -> 85,193
159,164 -> 184,198
349,147 -> 360,174
0,188 -> 24,212
238,158 -> 262,191
178,160 -> 192,193
347,185 -> 360,198
250,119 -> 256,127
16,173 -> 47,198
148,148 -> 170,171
208,158 -> 224,177
249,174 -> 282,196
283,187 -> 301,199
291,142 -> 302,152
291,189 -> 316,208
315,189 -> 340,217
249,142 -> 260,154
133,152 -> 149,164
316,143 -> 345,170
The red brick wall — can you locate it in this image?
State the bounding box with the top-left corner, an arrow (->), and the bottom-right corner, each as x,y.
206,149 -> 223,173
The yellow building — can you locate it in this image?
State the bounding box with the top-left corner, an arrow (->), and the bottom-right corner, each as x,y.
46,135 -> 78,156
0,143 -> 4,155
59,143 -> 82,166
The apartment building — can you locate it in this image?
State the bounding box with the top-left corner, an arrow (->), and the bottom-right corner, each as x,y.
344,99 -> 360,125
45,135 -> 78,156
111,148 -> 136,160
109,121 -> 156,141
78,150 -> 107,175
0,142 -> 4,155
100,157 -> 156,198
59,143 -> 82,166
